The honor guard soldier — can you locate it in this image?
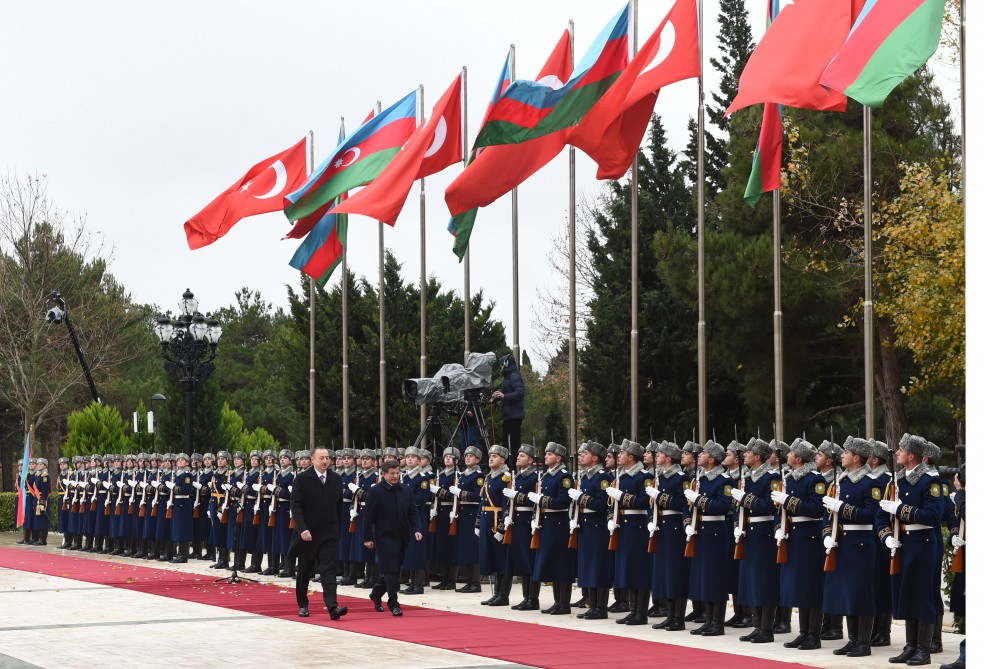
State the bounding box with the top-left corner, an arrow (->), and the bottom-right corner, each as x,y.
401,447 -> 431,595
296,449 -> 312,471
567,440 -> 613,620
56,457 -> 71,548
348,449 -> 379,588
723,440 -> 750,628
227,451 -> 248,571
607,439 -> 653,625
192,453 -> 212,560
503,443 -> 540,609
448,445 -> 483,593
209,451 -> 232,569
240,450 -> 263,573
820,436 -> 880,657
65,456 -> 84,550
817,439 -> 846,640
94,454 -> 114,554
477,444 -> 512,605
728,438 -> 780,642
430,447 -> 461,590
258,450 -> 277,574
680,440 -> 705,624
20,459 -> 36,544
683,440 -> 734,636
169,453 -> 195,563
649,440 -> 694,631
769,438 -> 793,634
141,454 -> 161,558
131,454 -> 150,558
922,441 -> 949,654
272,449 -> 296,577
876,433 -> 944,666
336,449 -> 358,584
155,454 -> 175,561
121,455 -> 140,556
605,442 -> 629,614
31,458 -> 51,545
526,442 -> 576,615
772,438 -> 826,650
106,455 -> 124,554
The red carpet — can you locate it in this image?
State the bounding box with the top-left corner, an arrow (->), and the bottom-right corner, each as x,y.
1,546 -> 816,669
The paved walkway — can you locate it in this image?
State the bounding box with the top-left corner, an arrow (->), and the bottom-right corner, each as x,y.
0,533 -> 964,669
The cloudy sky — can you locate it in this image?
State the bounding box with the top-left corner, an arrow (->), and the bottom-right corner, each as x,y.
0,1 -> 962,374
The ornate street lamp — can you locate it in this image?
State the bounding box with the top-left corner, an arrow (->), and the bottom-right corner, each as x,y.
154,289 -> 222,455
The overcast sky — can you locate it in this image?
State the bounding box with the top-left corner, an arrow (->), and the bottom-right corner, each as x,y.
0,0 -> 961,374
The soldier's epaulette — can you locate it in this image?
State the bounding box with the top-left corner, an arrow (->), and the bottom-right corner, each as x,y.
877,526 -> 892,540
899,505 -> 915,523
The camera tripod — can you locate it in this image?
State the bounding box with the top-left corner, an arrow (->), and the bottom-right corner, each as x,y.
411,394 -> 493,455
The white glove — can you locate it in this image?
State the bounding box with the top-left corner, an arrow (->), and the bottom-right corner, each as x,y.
494,531 -> 504,542
102,481 -> 111,489
128,479 -> 137,488
431,487 -> 441,497
347,482 -> 358,493
151,480 -> 160,488
952,535 -> 965,549
885,536 -> 902,550
221,483 -> 231,491
570,519 -> 580,532
823,535 -> 837,550
646,486 -> 659,499
730,488 -> 746,502
502,488 -> 518,499
647,521 -> 657,534
140,481 -> 148,489
822,496 -> 844,513
503,515 -> 514,528
236,481 -> 245,489
685,524 -> 697,538
115,480 -> 124,488
771,490 -> 789,505
950,492 -> 957,502
429,508 -> 438,519
192,482 -> 203,490
349,508 -> 357,520
251,483 -> 261,492
266,484 -> 276,492
165,481 -> 175,490
733,526 -> 744,542
774,528 -> 786,543
683,488 -> 699,503
606,487 -> 624,501
61,478 -> 69,486
449,485 -> 462,497
527,491 -> 543,504
90,477 -> 99,484
607,519 -> 617,533
474,527 -> 480,537
530,519 -> 538,531
879,499 -> 902,515
288,486 -> 292,493
567,488 -> 583,501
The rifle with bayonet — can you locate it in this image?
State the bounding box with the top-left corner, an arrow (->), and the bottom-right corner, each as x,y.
165,473 -> 175,520
114,470 -> 126,516
684,467 -> 701,558
568,447 -> 581,550
734,439 -> 746,560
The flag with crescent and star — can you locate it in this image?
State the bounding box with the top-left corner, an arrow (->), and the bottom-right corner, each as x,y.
283,91 -> 417,231
183,136 -> 308,250
445,28 -> 573,219
568,0 -> 700,179
472,3 -> 628,149
332,73 -> 462,225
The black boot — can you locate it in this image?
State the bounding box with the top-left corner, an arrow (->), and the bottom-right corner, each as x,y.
38,530 -> 48,546
234,548 -> 247,571
774,606 -> 792,634
243,551 -> 261,573
821,613 -> 844,640
516,580 -> 540,611
583,587 -> 609,620
481,574 -> 499,604
739,607 -> 762,641
617,589 -> 637,624
904,622 -> 933,666
572,587 -> 589,609
929,614 -> 944,653
624,589 -> 648,625
847,616 -> 874,657
578,587 -> 597,619
490,573 -> 512,606
652,599 -> 674,629
689,600 -> 710,634
785,608 -> 812,648
261,553 -> 278,575
455,565 -> 481,593
212,548 -> 230,570
797,608 -> 823,650
700,600 -> 726,636
725,601 -> 744,627
751,606 -> 776,643
512,575 -> 531,609
872,612 -> 893,646
890,620 -> 919,664
171,541 -> 189,563
664,597 -> 687,631
609,588 -> 630,613
834,615 -> 859,655
684,600 -> 704,622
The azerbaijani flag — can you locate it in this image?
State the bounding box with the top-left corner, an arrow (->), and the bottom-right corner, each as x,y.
744,0 -> 785,207
16,429 -> 32,528
472,3 -> 629,148
820,0 -> 945,108
283,91 -> 417,232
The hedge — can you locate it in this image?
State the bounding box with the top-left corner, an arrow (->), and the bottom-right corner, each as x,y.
0,492 -> 59,532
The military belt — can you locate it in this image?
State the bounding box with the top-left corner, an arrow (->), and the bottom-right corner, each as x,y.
790,516 -> 820,522
174,495 -> 190,499
843,524 -> 873,531
699,514 -> 726,521
622,509 -> 647,515
514,506 -> 534,511
440,502 -> 453,507
245,495 -> 257,500
544,508 -> 568,513
459,501 -> 478,505
582,509 -> 597,514
903,523 -> 931,531
661,510 -> 682,516
749,515 -> 773,522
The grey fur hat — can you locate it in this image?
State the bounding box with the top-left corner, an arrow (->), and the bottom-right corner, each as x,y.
620,439 -> 643,460
899,433 -> 929,458
545,441 -> 568,458
789,438 -> 817,461
703,440 -> 726,463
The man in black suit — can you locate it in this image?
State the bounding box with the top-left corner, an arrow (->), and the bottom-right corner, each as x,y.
289,446 -> 347,620
362,460 -> 422,616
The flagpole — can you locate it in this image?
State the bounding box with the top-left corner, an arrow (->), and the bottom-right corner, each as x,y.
959,0 -> 965,200
630,0 -> 639,443
509,43 -> 520,365
418,84 -> 428,430
462,66 -> 472,362
567,19 -> 578,452
307,129 -> 318,451
772,188 -> 784,442
340,119 -> 350,450
696,0 -> 708,445
377,100 -> 388,449
863,105 -> 874,440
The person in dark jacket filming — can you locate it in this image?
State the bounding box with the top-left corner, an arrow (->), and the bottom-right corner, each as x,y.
362,461 -> 422,616
493,352 -> 525,468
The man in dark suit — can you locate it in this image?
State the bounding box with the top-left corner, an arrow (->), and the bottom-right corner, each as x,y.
290,446 -> 348,620
362,460 -> 422,616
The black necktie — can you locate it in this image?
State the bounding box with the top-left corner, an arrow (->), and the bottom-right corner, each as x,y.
319,473 -> 326,485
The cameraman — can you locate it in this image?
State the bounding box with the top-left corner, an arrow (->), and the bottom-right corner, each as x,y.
492,353 -> 525,468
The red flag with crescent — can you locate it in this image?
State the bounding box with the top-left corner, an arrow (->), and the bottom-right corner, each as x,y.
184,136 -> 308,250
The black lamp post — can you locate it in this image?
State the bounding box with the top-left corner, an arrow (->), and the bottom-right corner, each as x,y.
153,289 -> 222,456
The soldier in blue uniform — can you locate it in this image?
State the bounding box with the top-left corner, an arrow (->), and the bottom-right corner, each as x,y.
31,458 -> 51,545
169,453 -> 195,563
723,440 -> 751,628
142,455 -> 161,558
191,453 -> 210,560
816,439 -> 845,641
240,451 -> 263,572
401,447 -> 431,595
448,445 -> 484,593
348,449 -> 379,587
567,440 -> 613,620
648,441 -> 692,631
65,456 -> 84,550
107,455 -> 125,554
20,459 -> 36,544
728,438 -> 781,642
865,438 -> 894,645
227,451 -> 248,570
607,439 -> 652,625
430,447 -> 461,590
95,454 -> 115,554
683,440 -> 734,636
819,436 -> 880,657
477,444 -> 512,605
526,441 -> 576,614
876,433 -> 944,666
336,449 -> 357,584
923,441 -> 950,654
502,443 -> 540,609
56,457 -> 71,548
772,438 -> 827,650
258,450 -> 278,574
679,441 -> 704,624
273,448 -> 296,577
131,454 -> 150,558
155,454 -> 175,560
207,451 -> 231,568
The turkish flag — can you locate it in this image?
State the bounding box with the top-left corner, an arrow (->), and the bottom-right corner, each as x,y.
331,74 -> 462,226
726,0 -> 852,114
444,29 -> 573,216
184,136 -> 308,250
569,0 -> 700,179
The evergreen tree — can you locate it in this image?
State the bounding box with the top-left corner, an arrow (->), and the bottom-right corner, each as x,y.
63,401 -> 131,458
